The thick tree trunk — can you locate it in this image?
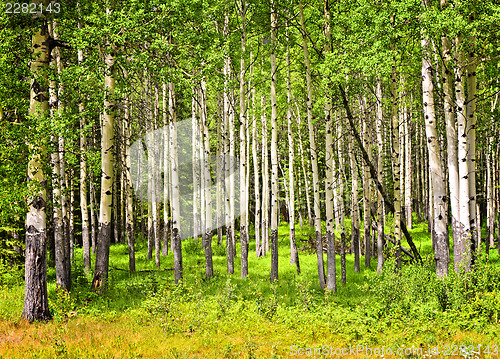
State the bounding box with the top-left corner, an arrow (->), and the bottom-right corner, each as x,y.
300,0 -> 325,288
92,49 -> 115,290
252,87 -> 261,258
423,32 -> 450,277
22,23 -> 52,322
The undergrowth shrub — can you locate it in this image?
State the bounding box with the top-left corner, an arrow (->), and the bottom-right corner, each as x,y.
0,258 -> 23,287
365,256 -> 500,326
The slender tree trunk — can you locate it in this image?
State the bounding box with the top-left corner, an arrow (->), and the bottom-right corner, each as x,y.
361,95 -> 371,268
297,104 -> 313,227
337,121 -> 347,285
466,39 -> 477,265
404,102 -> 412,230
223,14 -> 234,272
455,36 -> 471,273
252,87 -> 261,258
124,88 -> 135,272
153,83 -> 160,268
270,0 -> 279,282
390,62 -> 402,271
441,35 -> 460,253
240,0 -> 249,278
422,28 -> 450,277
22,22 -> 52,322
200,80 -> 213,278
162,83 -> 170,256
261,94 -> 269,257
168,82 -> 183,283
91,46 -> 115,290
349,137 -> 360,270
325,72 -> 335,292
375,77 -> 385,273
300,0 -> 325,288
286,22 -> 299,274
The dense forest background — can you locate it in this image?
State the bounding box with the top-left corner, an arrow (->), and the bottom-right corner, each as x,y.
0,0 -> 500,356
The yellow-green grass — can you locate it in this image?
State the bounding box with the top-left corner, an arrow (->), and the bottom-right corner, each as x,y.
1,219 -> 499,358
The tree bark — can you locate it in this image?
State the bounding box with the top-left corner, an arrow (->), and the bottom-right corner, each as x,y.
22,21 -> 52,322
441,35 -> 460,255
240,0 -> 248,278
287,19 -> 299,274
338,84 -> 422,264
300,0 -> 325,288
455,36 -> 471,273
422,30 -> 450,277
92,47 -> 115,290
375,77 -> 385,273
270,0 -> 279,282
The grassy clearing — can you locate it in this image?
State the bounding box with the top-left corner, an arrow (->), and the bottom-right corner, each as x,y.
1,220 -> 500,358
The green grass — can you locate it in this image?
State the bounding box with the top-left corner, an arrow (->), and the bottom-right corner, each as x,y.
1,219 -> 500,358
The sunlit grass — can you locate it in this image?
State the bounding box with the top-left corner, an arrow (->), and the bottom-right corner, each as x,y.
1,219 -> 499,358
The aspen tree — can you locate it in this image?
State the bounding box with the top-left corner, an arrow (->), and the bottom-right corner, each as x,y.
441,34 -> 460,247
22,17 -> 52,322
349,135 -> 360,270
455,36 -> 471,272
337,120 -> 347,285
270,0 -> 279,281
162,83 -> 170,256
325,88 -> 335,291
375,77 -> 385,273
252,83 -> 261,258
261,94 -> 269,257
239,0 -> 248,278
466,34 -> 478,263
223,12 -> 234,271
92,37 -> 115,289
422,18 -> 449,276
153,83 -> 160,268
49,21 -> 71,290
390,58 -> 402,271
287,19 -> 299,274
123,88 -> 135,272
199,80 -> 213,278
361,94 -> 371,268
79,42 -> 91,272
300,0 -> 325,288
297,105 -> 312,227
168,82 -> 183,283
324,1 -> 334,290
404,100 -> 412,230
192,89 -> 200,242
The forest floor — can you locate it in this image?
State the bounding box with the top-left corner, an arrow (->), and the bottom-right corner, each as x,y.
1,219 -> 500,358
